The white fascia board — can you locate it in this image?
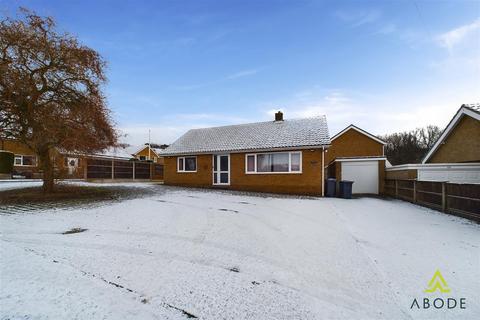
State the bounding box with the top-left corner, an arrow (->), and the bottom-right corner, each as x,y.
422,107 -> 480,164
331,125 -> 387,145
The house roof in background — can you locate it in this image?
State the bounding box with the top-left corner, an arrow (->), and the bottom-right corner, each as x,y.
331,124 -> 386,145
160,116 -> 330,155
422,104 -> 480,163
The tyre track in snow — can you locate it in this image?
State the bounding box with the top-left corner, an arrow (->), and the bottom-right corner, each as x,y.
327,200 -> 413,320
1,239 -> 197,319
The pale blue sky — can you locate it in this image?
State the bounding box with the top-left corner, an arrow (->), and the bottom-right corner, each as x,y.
2,0 -> 479,145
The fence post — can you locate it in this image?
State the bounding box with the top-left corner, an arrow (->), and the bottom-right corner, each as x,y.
84,158 -> 88,180
111,159 -> 114,180
441,182 -> 447,212
133,161 -> 135,180
413,180 -> 417,203
395,179 -> 398,198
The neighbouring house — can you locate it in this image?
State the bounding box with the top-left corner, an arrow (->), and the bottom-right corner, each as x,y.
0,138 -> 85,179
386,104 -> 480,183
326,124 -> 387,194
132,144 -> 164,164
160,112 -> 330,196
0,139 -> 165,181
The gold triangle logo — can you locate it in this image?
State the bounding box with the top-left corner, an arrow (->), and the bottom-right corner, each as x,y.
424,270 -> 451,293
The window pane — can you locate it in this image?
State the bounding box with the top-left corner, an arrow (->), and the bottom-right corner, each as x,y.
291,153 -> 301,171
257,154 -> 271,172
220,156 -> 228,171
247,155 -> 255,172
185,157 -> 196,171
23,156 -> 35,166
14,156 -> 22,165
214,173 -> 217,183
272,153 -> 289,172
220,172 -> 228,183
178,158 -> 184,171
214,155 -> 218,171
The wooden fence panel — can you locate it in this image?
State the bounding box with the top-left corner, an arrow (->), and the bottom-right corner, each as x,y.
385,179 -> 479,222
134,162 -> 151,179
86,159 -> 112,179
114,160 -> 133,179
152,164 -> 164,180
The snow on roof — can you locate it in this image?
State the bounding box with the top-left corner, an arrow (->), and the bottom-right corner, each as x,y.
91,145 -> 137,159
463,103 -> 480,114
160,116 -> 330,155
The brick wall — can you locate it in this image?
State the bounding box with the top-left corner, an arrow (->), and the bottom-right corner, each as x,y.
164,149 -> 325,195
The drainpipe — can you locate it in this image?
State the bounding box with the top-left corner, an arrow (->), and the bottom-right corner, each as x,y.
321,146 -> 325,197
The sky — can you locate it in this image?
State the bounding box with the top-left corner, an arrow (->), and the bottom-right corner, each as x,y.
1,0 -> 479,146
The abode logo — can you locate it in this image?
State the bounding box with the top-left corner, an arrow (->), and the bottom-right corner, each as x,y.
410,269 -> 466,310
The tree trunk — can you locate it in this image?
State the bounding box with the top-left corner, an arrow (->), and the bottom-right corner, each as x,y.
38,148 -> 55,193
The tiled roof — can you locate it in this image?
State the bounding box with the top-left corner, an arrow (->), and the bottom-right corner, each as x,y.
160,116 -> 330,155
463,103 -> 480,114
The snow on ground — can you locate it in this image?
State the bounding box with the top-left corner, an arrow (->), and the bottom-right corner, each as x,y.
1,185 -> 479,319
0,180 -> 43,191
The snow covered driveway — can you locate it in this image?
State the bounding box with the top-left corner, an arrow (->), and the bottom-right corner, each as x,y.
1,186 -> 479,319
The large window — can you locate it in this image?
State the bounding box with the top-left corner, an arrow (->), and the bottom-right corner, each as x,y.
177,156 -> 197,172
14,155 -> 37,166
245,152 -> 302,173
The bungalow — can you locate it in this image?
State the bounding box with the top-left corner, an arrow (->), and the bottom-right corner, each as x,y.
160,112 -> 330,196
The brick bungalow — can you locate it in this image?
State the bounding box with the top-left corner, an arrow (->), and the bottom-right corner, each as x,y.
160,112 -> 330,196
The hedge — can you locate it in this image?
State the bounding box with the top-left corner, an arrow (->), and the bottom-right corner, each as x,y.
0,151 -> 14,174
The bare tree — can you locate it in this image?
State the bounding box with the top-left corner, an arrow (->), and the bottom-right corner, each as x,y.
0,8 -> 118,192
382,126 -> 442,165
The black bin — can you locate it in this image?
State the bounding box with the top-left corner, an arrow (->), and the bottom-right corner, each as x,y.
339,180 -> 354,199
325,178 -> 336,197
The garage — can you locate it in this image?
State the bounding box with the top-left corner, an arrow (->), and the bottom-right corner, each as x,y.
341,160 -> 379,194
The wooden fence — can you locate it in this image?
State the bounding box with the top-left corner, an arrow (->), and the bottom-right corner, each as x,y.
385,179 -> 480,222
86,158 -> 163,181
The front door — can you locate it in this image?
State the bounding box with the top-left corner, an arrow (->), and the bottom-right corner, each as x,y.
213,154 -> 230,185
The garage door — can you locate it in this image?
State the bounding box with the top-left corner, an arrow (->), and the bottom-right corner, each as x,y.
341,161 -> 379,194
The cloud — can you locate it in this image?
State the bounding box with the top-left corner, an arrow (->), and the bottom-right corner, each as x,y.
335,9 -> 382,27
226,69 -> 258,80
374,23 -> 397,35
437,18 -> 480,50
171,68 -> 260,90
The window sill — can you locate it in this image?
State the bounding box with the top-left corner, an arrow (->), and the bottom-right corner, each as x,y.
245,171 -> 302,175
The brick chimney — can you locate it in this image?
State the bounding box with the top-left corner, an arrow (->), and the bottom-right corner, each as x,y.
275,111 -> 284,121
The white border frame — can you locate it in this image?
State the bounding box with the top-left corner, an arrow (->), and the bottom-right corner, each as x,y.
177,156 -> 197,173
245,151 -> 302,174
212,154 -> 230,185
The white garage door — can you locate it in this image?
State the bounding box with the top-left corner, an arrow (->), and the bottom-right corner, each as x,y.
341,161 -> 379,194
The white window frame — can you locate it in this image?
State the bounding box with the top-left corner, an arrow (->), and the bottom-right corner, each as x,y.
14,155 -> 37,167
245,151 -> 302,174
177,156 -> 197,173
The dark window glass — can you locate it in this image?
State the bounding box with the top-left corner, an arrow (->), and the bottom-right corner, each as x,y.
291,153 -> 301,171
272,153 -> 289,172
247,155 -> 255,172
220,156 -> 228,171
178,158 -> 184,171
214,155 -> 218,171
220,172 -> 228,183
257,154 -> 270,172
22,156 -> 36,166
184,157 -> 196,171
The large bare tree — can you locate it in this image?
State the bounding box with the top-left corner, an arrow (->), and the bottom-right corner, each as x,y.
0,9 -> 118,192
